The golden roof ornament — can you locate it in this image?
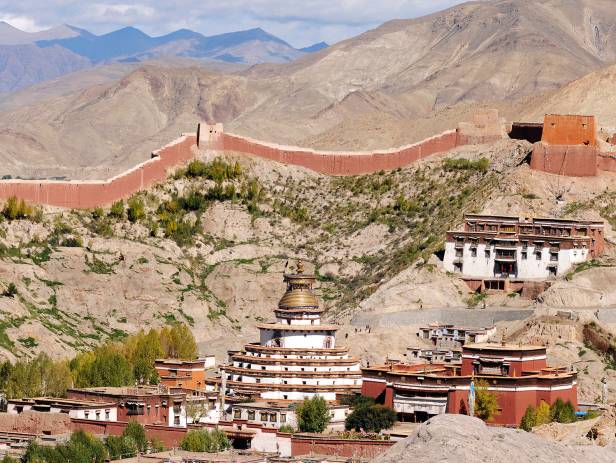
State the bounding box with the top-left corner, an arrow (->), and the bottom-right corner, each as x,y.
297,260 -> 305,274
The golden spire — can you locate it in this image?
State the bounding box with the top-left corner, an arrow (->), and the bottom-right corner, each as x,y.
297,260 -> 305,274
501,328 -> 507,346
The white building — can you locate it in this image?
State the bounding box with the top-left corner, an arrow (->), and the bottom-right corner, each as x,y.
443,215 -> 604,284
7,397 -> 118,422
224,261 -> 361,429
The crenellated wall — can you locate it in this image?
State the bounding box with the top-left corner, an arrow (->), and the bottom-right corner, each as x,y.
0,110 -> 504,208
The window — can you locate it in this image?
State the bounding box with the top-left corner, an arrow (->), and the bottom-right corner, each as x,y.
248,410 -> 256,420
174,416 -> 180,426
280,413 -> 286,423
454,262 -> 463,273
105,410 -> 110,420
455,248 -> 463,257
484,249 -> 491,258
471,247 -> 477,257
260,412 -> 268,422
550,252 -> 558,262
535,251 -> 542,260
521,251 -> 527,260
270,413 -> 277,422
95,411 -> 101,420
234,409 -> 242,419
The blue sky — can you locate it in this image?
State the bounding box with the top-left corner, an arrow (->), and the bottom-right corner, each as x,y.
0,0 -> 468,47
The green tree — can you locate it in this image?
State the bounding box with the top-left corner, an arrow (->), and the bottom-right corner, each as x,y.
71,344 -> 133,388
519,405 -> 537,431
474,379 -> 500,422
180,429 -> 230,452
106,435 -> 137,460
1,196 -> 32,220
109,200 -> 125,219
122,421 -> 148,453
1,454 -> 18,463
160,324 -> 198,359
4,353 -> 71,399
296,396 -> 331,433
551,399 -> 576,424
24,430 -> 108,463
535,400 -> 551,426
345,404 -> 397,432
123,329 -> 163,384
127,197 -> 145,223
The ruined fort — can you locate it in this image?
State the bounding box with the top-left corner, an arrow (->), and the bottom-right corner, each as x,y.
1,110 -> 616,209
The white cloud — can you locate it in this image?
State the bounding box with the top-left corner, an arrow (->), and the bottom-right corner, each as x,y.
0,13 -> 44,32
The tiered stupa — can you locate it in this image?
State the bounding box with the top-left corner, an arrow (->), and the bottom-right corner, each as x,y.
225,261 -> 362,402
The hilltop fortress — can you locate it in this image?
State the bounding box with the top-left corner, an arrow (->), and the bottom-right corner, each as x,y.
1,110 -> 615,209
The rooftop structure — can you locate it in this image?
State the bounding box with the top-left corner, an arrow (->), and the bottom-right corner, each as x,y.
67,386 -> 187,427
362,341 -> 577,426
7,397 -> 117,422
443,214 -> 604,293
405,324 -> 496,366
155,357 -> 216,391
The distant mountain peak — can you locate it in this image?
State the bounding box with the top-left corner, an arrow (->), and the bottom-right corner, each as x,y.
300,42 -> 329,53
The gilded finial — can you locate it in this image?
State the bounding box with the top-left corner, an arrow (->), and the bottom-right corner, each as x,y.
297,260 -> 305,274
501,328 -> 507,346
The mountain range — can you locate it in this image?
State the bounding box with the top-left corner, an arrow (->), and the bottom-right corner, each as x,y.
0,22 -> 328,93
2,0 -> 616,178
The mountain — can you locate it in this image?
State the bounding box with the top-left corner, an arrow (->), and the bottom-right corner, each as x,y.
0,44 -> 90,93
521,62 -> 616,130
300,42 -> 329,53
0,22 -> 79,45
230,0 -> 616,144
4,0 -> 616,174
37,26 -> 308,64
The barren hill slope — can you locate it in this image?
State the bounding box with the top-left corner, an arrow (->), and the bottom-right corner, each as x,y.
521,63 -> 616,130
0,66 -> 254,179
230,0 -> 616,141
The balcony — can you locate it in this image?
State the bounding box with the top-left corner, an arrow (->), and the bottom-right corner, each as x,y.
494,251 -> 516,262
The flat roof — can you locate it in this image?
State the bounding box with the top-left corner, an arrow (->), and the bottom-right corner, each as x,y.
256,323 -> 339,331
464,342 -> 545,352
69,386 -> 184,397
9,397 -> 116,408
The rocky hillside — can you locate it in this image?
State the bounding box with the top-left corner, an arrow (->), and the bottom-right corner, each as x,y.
0,140 -> 529,362
376,414 -> 616,463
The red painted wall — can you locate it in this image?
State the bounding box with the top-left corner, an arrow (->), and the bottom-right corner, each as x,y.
218,130 -> 460,176
291,437 -> 394,459
530,143 -> 597,177
542,115 -> 596,146
70,419 -> 188,448
0,135 -> 196,209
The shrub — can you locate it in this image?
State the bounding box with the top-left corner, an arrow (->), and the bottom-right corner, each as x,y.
123,421 -> 147,452
442,157 -> 490,172
551,399 -> 576,424
345,404 -> 397,433
278,424 -> 296,434
106,434 -> 137,460
296,396 -> 331,433
1,196 -> 32,221
474,379 -> 500,421
127,197 -> 145,223
535,400 -> 551,426
180,429 -> 230,452
3,282 -> 17,298
109,200 -> 125,219
519,405 -> 536,431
